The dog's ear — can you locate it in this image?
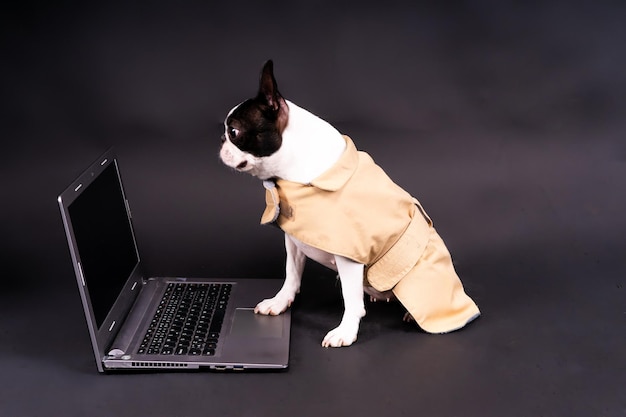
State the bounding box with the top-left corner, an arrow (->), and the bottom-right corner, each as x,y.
258,60 -> 283,112
257,60 -> 288,130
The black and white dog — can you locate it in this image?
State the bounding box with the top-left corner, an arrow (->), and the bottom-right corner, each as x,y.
219,61 -> 478,347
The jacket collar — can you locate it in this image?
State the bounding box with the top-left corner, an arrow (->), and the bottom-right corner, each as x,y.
306,135 -> 359,191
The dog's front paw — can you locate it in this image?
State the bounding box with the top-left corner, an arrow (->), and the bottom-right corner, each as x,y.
254,294 -> 293,316
321,323 -> 359,348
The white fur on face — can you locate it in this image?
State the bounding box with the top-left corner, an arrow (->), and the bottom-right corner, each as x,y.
219,131 -> 282,180
219,136 -> 255,172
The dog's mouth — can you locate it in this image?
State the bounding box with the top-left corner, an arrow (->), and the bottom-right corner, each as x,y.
234,160 -> 256,174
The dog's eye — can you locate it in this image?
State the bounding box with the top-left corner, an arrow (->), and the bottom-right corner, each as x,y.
228,127 -> 239,138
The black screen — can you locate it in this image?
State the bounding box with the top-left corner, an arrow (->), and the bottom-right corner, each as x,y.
68,162 -> 139,329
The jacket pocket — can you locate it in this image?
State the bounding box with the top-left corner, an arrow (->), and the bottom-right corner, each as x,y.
366,207 -> 431,291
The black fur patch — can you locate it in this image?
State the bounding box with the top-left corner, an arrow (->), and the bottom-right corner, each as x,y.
226,98 -> 283,157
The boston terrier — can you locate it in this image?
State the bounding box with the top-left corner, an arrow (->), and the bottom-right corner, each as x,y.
219,60 -> 480,348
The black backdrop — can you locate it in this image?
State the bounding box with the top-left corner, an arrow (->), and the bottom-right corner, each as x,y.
2,1 -> 625,416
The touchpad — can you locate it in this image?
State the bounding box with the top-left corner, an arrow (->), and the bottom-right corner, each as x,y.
230,308 -> 284,338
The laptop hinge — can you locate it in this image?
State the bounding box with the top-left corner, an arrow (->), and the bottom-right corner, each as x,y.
107,280 -> 156,357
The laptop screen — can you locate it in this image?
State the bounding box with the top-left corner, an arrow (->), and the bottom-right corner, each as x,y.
68,162 -> 139,329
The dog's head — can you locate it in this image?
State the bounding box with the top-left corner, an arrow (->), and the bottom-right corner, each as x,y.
219,60 -> 289,179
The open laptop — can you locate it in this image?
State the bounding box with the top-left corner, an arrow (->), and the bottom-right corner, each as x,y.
58,149 -> 290,372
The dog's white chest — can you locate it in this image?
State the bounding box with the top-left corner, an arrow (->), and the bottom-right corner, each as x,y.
287,235 -> 338,271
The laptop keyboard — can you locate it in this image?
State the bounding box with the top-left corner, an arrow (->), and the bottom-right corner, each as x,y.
137,283 -> 232,356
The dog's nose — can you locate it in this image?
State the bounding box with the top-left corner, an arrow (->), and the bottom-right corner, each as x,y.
237,161 -> 248,169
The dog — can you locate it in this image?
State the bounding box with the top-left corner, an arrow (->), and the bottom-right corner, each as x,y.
219,60 -> 480,347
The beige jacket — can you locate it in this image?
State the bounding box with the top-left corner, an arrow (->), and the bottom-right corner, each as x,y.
261,136 -> 480,333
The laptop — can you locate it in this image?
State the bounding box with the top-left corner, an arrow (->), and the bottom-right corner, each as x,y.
57,149 -> 290,372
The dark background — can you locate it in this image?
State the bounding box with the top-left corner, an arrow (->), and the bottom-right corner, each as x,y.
2,1 -> 625,416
